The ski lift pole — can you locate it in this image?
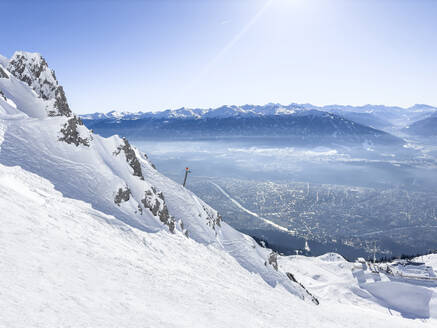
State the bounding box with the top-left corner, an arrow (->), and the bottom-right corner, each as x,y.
183,167 -> 191,187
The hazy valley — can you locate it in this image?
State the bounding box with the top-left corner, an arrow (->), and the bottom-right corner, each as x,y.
83,104 -> 437,260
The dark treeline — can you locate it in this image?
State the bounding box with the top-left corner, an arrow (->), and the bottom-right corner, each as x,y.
370,250 -> 437,263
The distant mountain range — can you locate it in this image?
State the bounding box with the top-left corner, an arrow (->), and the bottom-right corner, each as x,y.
82,102 -> 435,123
80,103 -> 431,146
404,112 -> 437,137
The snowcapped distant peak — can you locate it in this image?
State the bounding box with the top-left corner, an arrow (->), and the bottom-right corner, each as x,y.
7,51 -> 72,117
106,110 -> 126,119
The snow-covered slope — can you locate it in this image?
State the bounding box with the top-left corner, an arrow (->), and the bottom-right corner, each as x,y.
0,51 -> 316,307
279,253 -> 437,321
1,164 -> 436,327
417,254 -> 437,271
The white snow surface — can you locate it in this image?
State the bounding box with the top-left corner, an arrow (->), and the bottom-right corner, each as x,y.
1,52 -> 436,326
0,164 -> 435,327
420,254 -> 437,270
0,60 -> 48,119
279,253 -> 437,321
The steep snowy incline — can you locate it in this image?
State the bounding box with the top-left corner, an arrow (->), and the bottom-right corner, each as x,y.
0,61 -> 47,119
279,253 -> 437,320
1,163 -> 434,328
0,51 -> 313,302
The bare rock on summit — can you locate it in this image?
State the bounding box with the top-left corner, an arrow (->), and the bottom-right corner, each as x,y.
8,51 -> 72,117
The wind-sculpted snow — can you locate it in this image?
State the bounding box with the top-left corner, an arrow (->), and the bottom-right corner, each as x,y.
0,51 -> 316,304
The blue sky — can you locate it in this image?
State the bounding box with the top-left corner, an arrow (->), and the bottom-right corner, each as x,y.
2,0 -> 437,113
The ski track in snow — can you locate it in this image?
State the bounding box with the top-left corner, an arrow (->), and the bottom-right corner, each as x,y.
210,181 -> 295,235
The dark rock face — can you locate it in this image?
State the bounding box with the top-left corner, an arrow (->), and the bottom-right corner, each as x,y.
286,272 -> 320,305
0,66 -> 8,79
0,90 -> 6,101
53,86 -> 71,117
141,187 -> 175,233
143,152 -> 157,170
58,116 -> 90,147
8,52 -> 72,117
268,251 -> 278,271
114,138 -> 144,180
286,272 -> 297,282
202,205 -> 222,231
114,186 -> 131,206
179,220 -> 189,237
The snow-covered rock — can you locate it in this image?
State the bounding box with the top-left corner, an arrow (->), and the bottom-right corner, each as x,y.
4,51 -> 71,117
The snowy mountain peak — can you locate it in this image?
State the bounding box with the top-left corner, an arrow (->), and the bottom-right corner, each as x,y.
7,51 -> 72,117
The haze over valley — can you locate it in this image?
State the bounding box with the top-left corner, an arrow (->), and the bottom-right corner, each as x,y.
83,103 -> 437,259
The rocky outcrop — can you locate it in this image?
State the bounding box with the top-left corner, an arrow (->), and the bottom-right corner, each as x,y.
0,90 -> 6,101
0,66 -> 8,79
7,52 -> 72,117
202,205 -> 222,231
58,116 -> 90,147
114,186 -> 131,206
179,220 -> 189,237
286,272 -> 319,305
143,152 -> 156,170
114,138 -> 144,180
141,187 -> 175,233
52,86 -> 70,117
267,251 -> 278,271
